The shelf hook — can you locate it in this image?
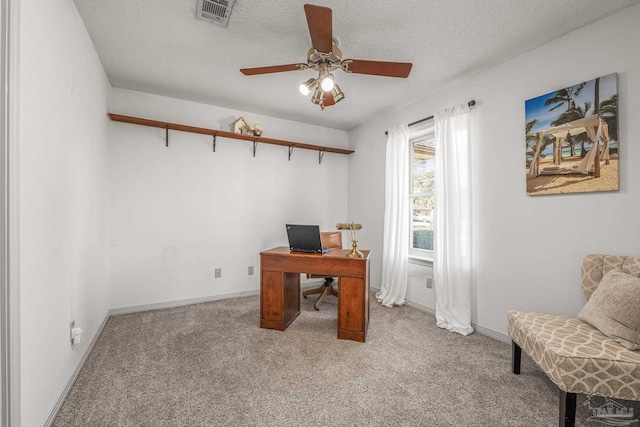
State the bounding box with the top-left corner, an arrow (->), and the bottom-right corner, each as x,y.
212,133 -> 217,152
319,150 -> 325,165
165,125 -> 169,147
288,145 -> 295,161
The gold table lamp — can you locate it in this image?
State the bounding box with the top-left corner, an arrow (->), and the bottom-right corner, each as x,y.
336,223 -> 363,258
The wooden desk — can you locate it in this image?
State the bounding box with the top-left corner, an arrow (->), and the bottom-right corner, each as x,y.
260,246 -> 371,342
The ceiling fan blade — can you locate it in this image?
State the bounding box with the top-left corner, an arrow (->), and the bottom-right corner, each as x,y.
240,64 -> 303,76
323,92 -> 336,107
346,60 -> 413,78
304,4 -> 332,53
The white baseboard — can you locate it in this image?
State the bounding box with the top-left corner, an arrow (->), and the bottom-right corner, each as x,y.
109,289 -> 261,316
43,313 -> 110,427
114,288 -> 512,345
403,298 -> 510,343
472,323 -> 510,344
404,299 -> 436,316
109,283 -> 331,317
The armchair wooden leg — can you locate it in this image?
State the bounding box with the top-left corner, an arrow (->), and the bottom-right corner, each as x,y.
559,390 -> 576,427
512,341 -> 521,374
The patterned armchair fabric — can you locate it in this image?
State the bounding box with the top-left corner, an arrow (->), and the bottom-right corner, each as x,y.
508,311 -> 640,400
581,254 -> 640,300
508,254 -> 640,401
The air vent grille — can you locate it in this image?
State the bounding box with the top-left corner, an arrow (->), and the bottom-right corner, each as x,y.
196,0 -> 235,27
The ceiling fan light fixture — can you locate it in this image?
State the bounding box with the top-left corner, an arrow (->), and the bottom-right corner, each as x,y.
298,78 -> 317,96
320,73 -> 335,92
331,85 -> 345,103
311,87 -> 324,104
239,5 -> 413,111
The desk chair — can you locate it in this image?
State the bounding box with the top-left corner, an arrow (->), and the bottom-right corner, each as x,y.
303,231 -> 342,310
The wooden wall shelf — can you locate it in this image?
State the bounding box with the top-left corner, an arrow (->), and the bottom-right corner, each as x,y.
108,114 -> 354,160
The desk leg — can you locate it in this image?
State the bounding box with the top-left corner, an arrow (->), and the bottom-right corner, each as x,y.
260,270 -> 300,331
337,277 -> 368,342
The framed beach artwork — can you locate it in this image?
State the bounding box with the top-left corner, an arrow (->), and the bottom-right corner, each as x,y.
525,73 -> 619,196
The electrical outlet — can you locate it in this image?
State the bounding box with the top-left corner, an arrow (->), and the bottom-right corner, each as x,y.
248,266 -> 254,275
426,277 -> 433,289
214,268 -> 221,278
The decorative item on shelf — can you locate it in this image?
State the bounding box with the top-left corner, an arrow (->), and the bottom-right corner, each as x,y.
231,116 -> 250,134
336,222 -> 363,258
250,123 -> 263,136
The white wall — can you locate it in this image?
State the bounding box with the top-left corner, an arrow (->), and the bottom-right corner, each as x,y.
18,0 -> 111,425
109,89 -> 349,309
348,4 -> 640,336
14,3 -> 640,425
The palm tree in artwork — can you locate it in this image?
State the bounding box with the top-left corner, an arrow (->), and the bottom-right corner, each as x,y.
543,82 -> 587,158
525,119 -> 554,167
525,119 -> 547,163
544,82 -> 587,112
525,119 -> 538,160
551,102 -> 592,157
599,94 -> 618,142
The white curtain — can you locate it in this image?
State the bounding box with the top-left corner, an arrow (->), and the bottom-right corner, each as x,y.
377,125 -> 410,307
434,104 -> 474,336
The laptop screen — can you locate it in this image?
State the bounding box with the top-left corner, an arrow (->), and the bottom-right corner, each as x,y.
286,224 -> 325,253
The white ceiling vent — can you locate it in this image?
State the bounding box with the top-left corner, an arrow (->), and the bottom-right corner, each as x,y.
196,0 -> 235,27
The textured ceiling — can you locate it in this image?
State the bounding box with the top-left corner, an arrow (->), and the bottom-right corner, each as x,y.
74,0 -> 640,130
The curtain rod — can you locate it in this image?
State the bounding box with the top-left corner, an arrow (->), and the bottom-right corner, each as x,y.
384,100 -> 476,136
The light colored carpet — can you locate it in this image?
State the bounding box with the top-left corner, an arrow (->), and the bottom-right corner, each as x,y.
53,293 -> 639,426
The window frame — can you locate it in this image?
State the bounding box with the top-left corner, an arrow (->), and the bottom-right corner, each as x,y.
408,122 -> 435,263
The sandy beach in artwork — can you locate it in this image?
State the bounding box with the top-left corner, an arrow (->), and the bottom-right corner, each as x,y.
526,154 -> 619,195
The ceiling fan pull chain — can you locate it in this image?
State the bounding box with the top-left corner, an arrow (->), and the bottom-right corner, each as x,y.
165,125 -> 169,147
253,140 -> 258,157
212,133 -> 217,152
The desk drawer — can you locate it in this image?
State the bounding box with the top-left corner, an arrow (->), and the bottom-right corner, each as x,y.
261,255 -> 366,278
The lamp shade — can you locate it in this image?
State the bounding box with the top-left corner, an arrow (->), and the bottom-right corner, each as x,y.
311,87 -> 324,104
299,78 -> 317,96
320,74 -> 335,92
331,85 -> 345,103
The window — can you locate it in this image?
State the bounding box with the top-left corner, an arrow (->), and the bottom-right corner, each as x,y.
409,123 -> 435,261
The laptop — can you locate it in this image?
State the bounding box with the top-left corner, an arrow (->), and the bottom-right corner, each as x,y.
286,224 -> 333,254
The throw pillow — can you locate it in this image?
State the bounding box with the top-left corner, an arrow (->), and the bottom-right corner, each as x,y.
578,269 -> 640,350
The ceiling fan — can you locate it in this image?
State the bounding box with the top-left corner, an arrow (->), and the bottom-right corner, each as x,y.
240,4 -> 413,110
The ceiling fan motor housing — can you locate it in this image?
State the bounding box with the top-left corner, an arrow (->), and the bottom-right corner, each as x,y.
306,42 -> 345,72
196,0 -> 235,27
